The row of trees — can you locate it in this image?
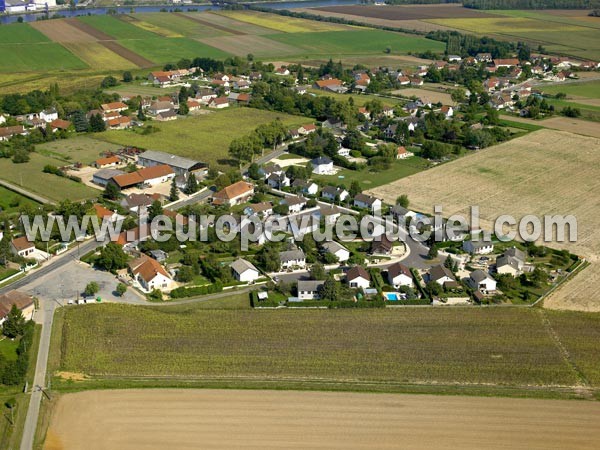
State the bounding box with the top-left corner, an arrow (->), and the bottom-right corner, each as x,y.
228,119 -> 288,166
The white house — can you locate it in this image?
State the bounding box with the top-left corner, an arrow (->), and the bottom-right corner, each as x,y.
0,114 -> 7,125
311,157 -> 334,175
496,247 -> 526,276
387,262 -> 412,288
10,237 -> 35,258
297,280 -> 324,300
469,269 -> 497,293
321,186 -> 349,202
428,264 -> 456,287
292,179 -> 319,196
353,193 -> 382,213
396,146 -> 414,159
129,255 -> 175,293
347,266 -> 371,289
230,258 -> 260,283
321,241 -> 350,263
282,195 -> 307,214
463,239 -> 494,255
279,249 -> 306,270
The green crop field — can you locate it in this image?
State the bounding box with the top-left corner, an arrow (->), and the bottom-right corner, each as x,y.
132,13 -> 230,38
77,15 -> 158,40
267,30 -> 446,57
0,43 -> 88,73
0,153 -> 99,202
0,23 -> 50,43
118,37 -> 229,63
50,304 -> 600,397
93,108 -> 307,168
542,80 -> 600,100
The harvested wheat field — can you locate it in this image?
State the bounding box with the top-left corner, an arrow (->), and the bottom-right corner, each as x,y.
200,35 -> 301,57
368,129 -> 600,311
44,389 -> 600,450
392,87 -> 455,105
505,115 -> 600,139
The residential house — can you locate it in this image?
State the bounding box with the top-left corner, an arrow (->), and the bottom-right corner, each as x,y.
440,105 -> 453,119
321,241 -> 350,263
128,255 -> 175,292
107,116 -> 132,130
281,195 -> 307,214
0,291 -> 35,325
244,202 -> 273,218
231,258 -> 260,283
476,53 -> 492,62
274,67 -> 290,76
120,193 -> 163,215
321,186 -> 349,202
313,78 -> 344,92
318,205 -> 342,225
493,58 -> 520,68
0,125 -> 27,142
92,204 -> 122,223
279,249 -> 306,270
196,88 -> 217,104
428,264 -> 456,287
298,124 -> 317,135
267,172 -> 290,189
469,269 -> 497,293
347,266 -> 370,289
260,163 -> 284,180
297,280 -> 324,300
397,76 -> 410,85
50,119 -> 72,133
396,146 -> 414,159
292,179 -> 319,196
353,193 -> 381,213
496,247 -> 526,276
101,102 -> 128,114
148,101 -> 174,116
390,205 -> 416,224
208,97 -> 230,109
462,239 -> 494,255
10,237 -> 35,258
186,100 -> 202,111
155,110 -> 177,122
387,262 -> 412,288
410,77 -> 424,86
150,250 -> 168,263
370,235 -> 393,255
311,156 -> 334,175
212,181 -> 255,206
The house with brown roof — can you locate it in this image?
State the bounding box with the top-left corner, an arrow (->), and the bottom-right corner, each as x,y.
111,165 -> 174,189
128,254 -> 175,293
101,102 -> 128,113
0,290 -> 35,324
155,110 -> 177,122
0,125 -> 27,142
396,146 -> 414,160
208,97 -> 230,109
493,58 -> 520,68
50,119 -> 72,132
10,236 -> 35,258
347,266 -> 370,289
107,116 -> 132,130
212,181 -> 254,206
387,262 -> 412,288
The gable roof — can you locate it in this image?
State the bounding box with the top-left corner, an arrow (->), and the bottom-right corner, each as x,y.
230,258 -> 259,275
51,119 -> 72,130
138,150 -> 203,171
388,262 -> 411,280
95,155 -> 120,166
470,269 -> 492,283
93,204 -> 114,219
321,240 -> 348,254
11,236 -> 35,251
0,291 -> 34,318
129,255 -> 170,283
279,249 -> 305,263
315,79 -> 342,88
101,101 -> 127,111
347,265 -> 370,281
213,181 -> 254,202
429,264 -> 455,282
94,168 -> 124,180
297,280 -> 325,292
354,193 -> 379,206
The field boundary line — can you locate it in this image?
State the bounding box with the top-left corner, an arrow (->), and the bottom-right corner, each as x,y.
0,179 -> 52,204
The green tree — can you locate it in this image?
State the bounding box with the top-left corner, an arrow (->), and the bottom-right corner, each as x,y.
116,282 -> 128,297
2,305 -> 25,339
349,180 -> 361,198
100,76 -> 118,88
428,244 -> 438,259
178,101 -> 189,116
122,71 -> 133,83
84,281 -> 100,297
12,149 -> 29,164
396,194 -> 409,208
169,177 -> 179,202
148,200 -> 163,221
185,173 -> 199,194
318,276 -> 339,301
310,262 -> 326,280
89,113 -> 106,132
103,182 -> 120,200
97,243 -> 128,273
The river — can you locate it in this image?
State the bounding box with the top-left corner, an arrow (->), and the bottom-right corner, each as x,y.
0,0 -> 361,24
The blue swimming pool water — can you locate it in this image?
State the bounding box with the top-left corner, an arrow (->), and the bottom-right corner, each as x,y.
386,293 -> 399,301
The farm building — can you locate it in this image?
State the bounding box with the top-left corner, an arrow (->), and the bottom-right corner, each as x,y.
137,151 -> 206,178
0,290 -> 35,325
92,168 -> 125,186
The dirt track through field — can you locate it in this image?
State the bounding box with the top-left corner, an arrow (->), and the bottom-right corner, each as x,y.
173,12 -> 243,35
44,389 -> 600,450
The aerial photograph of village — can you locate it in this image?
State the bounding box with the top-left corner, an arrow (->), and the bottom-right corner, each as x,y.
0,0 -> 599,448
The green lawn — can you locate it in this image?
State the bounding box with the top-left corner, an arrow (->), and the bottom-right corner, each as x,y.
314,156 -> 430,191
307,88 -> 404,107
0,23 -> 50,43
0,153 -> 99,203
77,15 -> 158,40
541,80 -> 600,100
268,30 -> 445,57
0,338 -> 19,362
118,37 -> 230,64
93,108 -> 307,169
0,43 -> 88,73
52,304 -> 600,393
0,186 -> 39,214
36,136 -> 122,166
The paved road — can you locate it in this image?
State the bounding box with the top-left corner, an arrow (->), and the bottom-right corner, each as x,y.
164,186 -> 214,211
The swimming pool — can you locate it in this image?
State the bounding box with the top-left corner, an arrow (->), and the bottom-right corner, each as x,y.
385,293 -> 400,301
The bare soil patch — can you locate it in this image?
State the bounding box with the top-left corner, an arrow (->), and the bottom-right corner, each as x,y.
44,389 -> 600,450
63,18 -> 113,41
506,115 -> 600,139
368,130 -> 600,311
199,35 -> 301,57
313,4 -> 501,21
392,87 -> 455,104
100,40 -> 154,68
31,19 -> 98,43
